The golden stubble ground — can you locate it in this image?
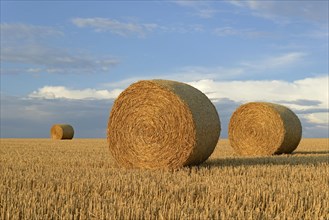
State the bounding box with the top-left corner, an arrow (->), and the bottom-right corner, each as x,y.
0,138 -> 328,219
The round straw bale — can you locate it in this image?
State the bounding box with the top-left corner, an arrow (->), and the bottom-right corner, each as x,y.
50,124 -> 74,140
228,102 -> 302,156
107,79 -> 221,169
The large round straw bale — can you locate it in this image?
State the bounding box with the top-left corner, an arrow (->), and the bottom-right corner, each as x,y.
107,79 -> 221,169
50,124 -> 74,140
228,102 -> 302,156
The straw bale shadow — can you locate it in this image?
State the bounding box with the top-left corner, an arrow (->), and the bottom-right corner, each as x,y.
293,151 -> 329,155
202,154 -> 329,168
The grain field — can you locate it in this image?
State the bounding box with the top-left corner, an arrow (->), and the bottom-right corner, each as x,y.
0,138 -> 328,220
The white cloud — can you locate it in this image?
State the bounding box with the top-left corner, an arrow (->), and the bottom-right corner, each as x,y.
172,66 -> 244,80
101,51 -> 308,90
0,23 -> 63,43
159,23 -> 205,34
101,66 -> 245,90
1,45 -> 119,74
0,23 -> 119,75
306,28 -> 329,40
72,17 -> 158,37
169,52 -> 307,80
174,1 -> 206,7
71,17 -> 205,36
304,112 -> 329,125
187,75 -> 328,112
29,86 -> 122,100
196,8 -> 218,19
1,44 -> 119,75
240,52 -> 307,70
213,26 -> 271,38
228,0 -> 329,25
213,26 -> 239,36
173,1 -> 218,18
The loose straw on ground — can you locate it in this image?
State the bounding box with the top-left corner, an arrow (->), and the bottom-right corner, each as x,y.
107,79 -> 221,169
50,124 -> 74,140
228,102 -> 302,156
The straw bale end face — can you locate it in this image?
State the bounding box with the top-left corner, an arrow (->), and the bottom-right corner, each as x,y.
228,102 -> 302,156
107,79 -> 221,169
50,124 -> 74,140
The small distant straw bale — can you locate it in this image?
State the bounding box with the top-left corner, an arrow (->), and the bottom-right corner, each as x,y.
50,124 -> 74,140
107,79 -> 221,169
228,102 -> 302,156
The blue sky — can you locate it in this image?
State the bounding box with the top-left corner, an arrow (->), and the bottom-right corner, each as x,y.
1,0 -> 328,138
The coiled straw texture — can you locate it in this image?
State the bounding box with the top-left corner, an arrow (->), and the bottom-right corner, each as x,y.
107,79 -> 221,169
50,124 -> 74,140
229,102 -> 302,156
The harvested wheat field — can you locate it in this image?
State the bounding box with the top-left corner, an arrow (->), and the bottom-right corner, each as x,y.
0,138 -> 328,220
